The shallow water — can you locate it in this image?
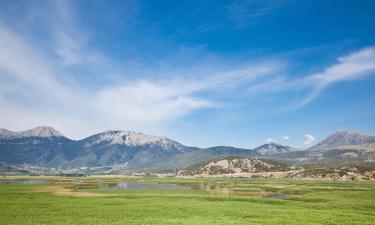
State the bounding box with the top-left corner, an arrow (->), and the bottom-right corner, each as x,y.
0,180 -> 48,184
102,182 -> 185,190
99,182 -> 289,199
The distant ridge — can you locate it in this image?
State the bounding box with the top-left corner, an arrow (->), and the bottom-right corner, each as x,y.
309,130 -> 375,150
254,143 -> 293,155
0,126 -> 198,170
0,126 -> 64,138
0,126 -> 374,173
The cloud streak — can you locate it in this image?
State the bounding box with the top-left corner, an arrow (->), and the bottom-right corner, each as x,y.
248,46 -> 375,109
1,0 -> 374,143
0,3 -> 282,139
295,47 -> 375,108
224,0 -> 292,28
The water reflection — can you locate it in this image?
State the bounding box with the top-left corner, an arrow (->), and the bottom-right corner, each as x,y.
0,178 -> 290,199
103,182 -> 185,190
181,184 -> 231,195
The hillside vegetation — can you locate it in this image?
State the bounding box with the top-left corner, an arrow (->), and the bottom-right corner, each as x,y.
180,157 -> 292,175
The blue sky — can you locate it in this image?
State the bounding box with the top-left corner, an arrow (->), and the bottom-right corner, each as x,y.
0,0 -> 375,148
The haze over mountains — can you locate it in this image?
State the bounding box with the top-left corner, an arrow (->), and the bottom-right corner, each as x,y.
0,126 -> 374,173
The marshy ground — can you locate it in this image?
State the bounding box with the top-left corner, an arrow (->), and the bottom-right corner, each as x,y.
1,176 -> 375,224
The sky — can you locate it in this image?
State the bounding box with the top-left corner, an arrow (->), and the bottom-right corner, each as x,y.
0,0 -> 375,148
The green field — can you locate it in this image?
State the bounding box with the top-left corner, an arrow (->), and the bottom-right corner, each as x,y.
1,176 -> 375,225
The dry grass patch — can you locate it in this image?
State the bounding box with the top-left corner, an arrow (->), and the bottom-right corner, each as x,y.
38,185 -> 116,197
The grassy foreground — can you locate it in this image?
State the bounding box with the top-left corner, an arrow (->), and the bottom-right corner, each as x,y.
1,177 -> 375,225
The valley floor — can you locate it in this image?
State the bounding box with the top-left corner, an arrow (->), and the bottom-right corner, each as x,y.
1,176 -> 375,225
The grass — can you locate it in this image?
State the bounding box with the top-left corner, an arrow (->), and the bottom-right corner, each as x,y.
1,176 -> 375,224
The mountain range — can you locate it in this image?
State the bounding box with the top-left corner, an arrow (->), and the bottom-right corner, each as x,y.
0,126 -> 374,173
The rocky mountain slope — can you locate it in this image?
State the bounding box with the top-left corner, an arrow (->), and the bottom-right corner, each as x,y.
273,143 -> 375,165
1,127 -> 374,174
0,127 -> 73,167
309,130 -> 375,150
0,127 -> 261,172
254,143 -> 293,155
178,157 -> 375,180
270,130 -> 375,165
0,126 -> 197,170
0,126 -> 63,138
126,146 -> 260,172
180,157 -> 291,176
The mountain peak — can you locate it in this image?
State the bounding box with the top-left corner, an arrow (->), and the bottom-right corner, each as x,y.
334,130 -> 367,136
309,130 -> 375,150
80,130 -> 194,154
96,130 -> 169,146
263,142 -> 279,147
25,126 -> 63,137
0,126 -> 64,138
254,143 -> 293,155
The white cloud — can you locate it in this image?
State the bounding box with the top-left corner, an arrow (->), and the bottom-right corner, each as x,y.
266,137 -> 275,143
304,134 -> 316,145
0,13 -> 282,139
297,47 -> 375,108
94,81 -> 214,125
0,23 -> 76,106
311,47 -> 375,84
247,46 -> 375,109
1,1 -> 375,141
282,135 -> 290,140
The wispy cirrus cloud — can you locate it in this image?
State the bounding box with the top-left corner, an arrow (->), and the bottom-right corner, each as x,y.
248,46 -> 375,109
224,0 -> 292,28
0,1 -> 283,138
0,0 -> 374,144
295,47 -> 375,108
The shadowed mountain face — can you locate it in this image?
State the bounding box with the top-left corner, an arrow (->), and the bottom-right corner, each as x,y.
0,135 -> 73,167
309,130 -> 375,150
64,131 -> 199,168
0,127 -> 374,172
0,127 -> 198,169
0,127 -> 276,171
0,126 -> 73,167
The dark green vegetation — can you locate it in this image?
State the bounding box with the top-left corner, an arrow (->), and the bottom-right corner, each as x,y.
1,176 -> 375,225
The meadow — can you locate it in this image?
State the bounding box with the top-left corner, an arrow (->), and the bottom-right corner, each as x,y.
1,176 -> 375,225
